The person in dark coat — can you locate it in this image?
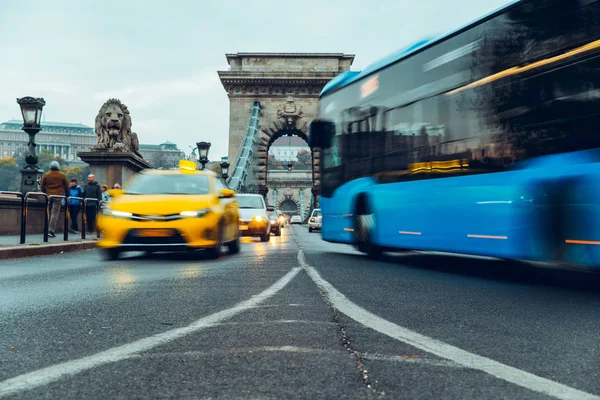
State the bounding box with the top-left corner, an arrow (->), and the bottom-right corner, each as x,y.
83,174 -> 102,233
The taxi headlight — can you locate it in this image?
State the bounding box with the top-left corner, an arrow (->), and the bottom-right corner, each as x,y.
180,209 -> 210,218
253,215 -> 264,223
270,219 -> 277,224
103,208 -> 132,219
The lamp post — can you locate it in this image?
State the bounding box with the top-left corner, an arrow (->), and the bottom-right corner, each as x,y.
287,161 -> 293,172
196,141 -> 211,170
220,160 -> 230,180
16,97 -> 46,193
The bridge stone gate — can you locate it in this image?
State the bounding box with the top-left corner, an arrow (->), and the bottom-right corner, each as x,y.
218,53 -> 354,214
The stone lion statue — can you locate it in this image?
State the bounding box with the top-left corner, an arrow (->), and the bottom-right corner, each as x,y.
93,98 -> 143,158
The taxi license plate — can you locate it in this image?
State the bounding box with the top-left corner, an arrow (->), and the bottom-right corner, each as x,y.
136,229 -> 174,237
239,225 -> 249,231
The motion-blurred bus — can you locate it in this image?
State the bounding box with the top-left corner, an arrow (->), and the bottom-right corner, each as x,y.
309,0 -> 600,268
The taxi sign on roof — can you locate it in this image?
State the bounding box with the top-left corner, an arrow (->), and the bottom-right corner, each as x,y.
179,159 -> 197,173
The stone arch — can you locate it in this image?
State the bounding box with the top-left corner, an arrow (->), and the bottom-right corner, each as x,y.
278,198 -> 300,215
257,111 -> 321,205
219,54 -> 355,208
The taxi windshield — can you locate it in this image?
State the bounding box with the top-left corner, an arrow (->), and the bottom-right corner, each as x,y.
125,173 -> 210,195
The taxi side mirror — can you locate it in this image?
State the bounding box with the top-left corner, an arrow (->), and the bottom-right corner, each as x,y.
108,189 -> 123,197
220,189 -> 235,198
266,206 -> 275,212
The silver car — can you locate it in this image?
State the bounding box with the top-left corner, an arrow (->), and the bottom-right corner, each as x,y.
308,209 -> 322,232
236,194 -> 272,242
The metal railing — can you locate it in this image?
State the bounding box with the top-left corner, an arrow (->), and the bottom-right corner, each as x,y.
0,191 -> 25,244
0,191 -> 103,244
228,101 -> 261,192
24,192 -> 49,243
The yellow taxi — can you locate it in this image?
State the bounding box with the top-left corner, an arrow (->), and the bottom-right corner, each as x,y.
97,160 -> 240,260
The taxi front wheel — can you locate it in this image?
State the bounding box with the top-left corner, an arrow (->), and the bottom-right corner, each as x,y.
102,248 -> 120,261
206,224 -> 224,259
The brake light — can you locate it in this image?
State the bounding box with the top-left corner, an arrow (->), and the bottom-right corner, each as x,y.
310,218 -> 315,222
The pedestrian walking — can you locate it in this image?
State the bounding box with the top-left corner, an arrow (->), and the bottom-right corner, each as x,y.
100,184 -> 110,207
67,179 -> 83,233
83,174 -> 102,234
40,161 -> 68,238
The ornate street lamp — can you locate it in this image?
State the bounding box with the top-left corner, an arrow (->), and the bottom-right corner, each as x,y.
287,161 -> 293,172
220,160 -> 230,180
196,141 -> 211,170
16,96 -> 46,193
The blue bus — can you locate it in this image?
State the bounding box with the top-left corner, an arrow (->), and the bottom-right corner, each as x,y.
309,0 -> 600,268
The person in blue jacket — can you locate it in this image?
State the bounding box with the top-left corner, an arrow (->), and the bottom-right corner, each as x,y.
67,178 -> 83,233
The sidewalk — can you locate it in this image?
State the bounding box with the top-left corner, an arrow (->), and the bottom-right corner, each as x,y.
0,234 -> 98,260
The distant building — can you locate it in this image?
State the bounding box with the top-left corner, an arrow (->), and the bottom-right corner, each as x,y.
0,120 -> 95,165
269,136 -> 308,162
139,141 -> 185,169
1,120 -> 184,168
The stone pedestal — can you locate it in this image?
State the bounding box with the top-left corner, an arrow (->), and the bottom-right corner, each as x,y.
78,152 -> 153,188
20,167 -> 44,193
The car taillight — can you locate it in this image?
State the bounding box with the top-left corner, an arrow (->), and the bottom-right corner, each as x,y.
310,218 -> 315,222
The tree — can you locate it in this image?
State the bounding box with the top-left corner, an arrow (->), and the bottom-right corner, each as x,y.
11,149 -> 26,166
63,165 -> 89,183
267,155 -> 282,169
296,149 -> 311,165
36,150 -> 62,172
0,157 -> 19,191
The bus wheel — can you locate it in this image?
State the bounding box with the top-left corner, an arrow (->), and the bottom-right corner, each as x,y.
355,211 -> 382,258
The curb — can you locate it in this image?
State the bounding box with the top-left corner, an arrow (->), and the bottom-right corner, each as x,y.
0,241 -> 98,260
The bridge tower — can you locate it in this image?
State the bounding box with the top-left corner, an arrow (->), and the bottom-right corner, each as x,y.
218,53 -> 354,213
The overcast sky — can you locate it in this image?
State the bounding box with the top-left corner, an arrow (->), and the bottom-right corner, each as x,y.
0,0 -> 510,160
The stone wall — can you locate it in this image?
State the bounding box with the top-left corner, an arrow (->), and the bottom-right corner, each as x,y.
0,196 -> 70,235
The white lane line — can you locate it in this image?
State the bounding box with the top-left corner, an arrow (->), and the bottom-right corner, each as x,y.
298,250 -> 600,400
360,353 -> 461,368
0,267 -> 301,398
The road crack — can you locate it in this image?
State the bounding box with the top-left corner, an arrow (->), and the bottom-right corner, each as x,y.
292,231 -> 384,396
319,284 -> 385,397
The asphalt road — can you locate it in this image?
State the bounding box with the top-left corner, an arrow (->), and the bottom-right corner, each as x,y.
1,225 -> 599,399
